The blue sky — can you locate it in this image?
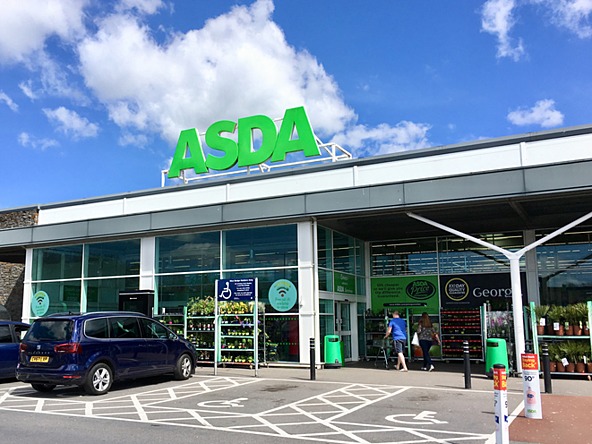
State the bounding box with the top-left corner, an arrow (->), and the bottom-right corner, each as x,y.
1,0 -> 591,209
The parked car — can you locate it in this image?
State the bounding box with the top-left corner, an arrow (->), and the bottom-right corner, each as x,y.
0,321 -> 30,380
17,312 -> 196,395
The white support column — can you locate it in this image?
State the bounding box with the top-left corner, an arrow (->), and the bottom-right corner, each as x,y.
298,221 -> 317,365
408,210 -> 592,375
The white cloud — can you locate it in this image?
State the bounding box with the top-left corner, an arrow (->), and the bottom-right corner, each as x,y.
507,99 -> 564,127
119,132 -> 149,147
481,0 -> 525,61
43,107 -> 100,139
0,0 -> 87,63
534,0 -> 592,38
18,132 -> 59,150
117,0 -> 165,15
77,0 -> 355,145
0,91 -> 18,112
331,121 -> 432,157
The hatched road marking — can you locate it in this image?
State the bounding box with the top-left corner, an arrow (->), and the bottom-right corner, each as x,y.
0,376 -> 497,443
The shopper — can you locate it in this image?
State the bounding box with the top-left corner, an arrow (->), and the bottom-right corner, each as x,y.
417,312 -> 440,371
384,311 -> 408,371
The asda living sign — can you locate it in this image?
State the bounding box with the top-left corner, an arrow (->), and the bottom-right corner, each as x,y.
168,106 -> 321,178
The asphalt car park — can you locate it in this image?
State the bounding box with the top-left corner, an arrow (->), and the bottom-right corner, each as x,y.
0,367 -> 526,444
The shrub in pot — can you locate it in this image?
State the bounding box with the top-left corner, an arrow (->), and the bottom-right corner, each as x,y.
547,305 -> 565,336
533,305 -> 549,336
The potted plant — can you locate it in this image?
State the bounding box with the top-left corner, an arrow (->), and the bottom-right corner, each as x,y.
573,342 -> 588,373
547,343 -> 560,372
572,302 -> 588,336
558,341 -> 574,372
546,305 -> 565,336
533,305 -> 549,336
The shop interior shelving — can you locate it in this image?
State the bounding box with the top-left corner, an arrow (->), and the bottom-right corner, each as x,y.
440,307 -> 484,362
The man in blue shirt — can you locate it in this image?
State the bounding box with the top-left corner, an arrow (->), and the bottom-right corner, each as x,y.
384,311 -> 408,372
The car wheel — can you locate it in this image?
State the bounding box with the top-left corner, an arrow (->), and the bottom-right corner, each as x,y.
84,363 -> 113,395
31,383 -> 56,392
174,353 -> 193,380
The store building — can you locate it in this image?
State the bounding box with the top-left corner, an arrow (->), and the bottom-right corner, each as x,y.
1,114 -> 592,366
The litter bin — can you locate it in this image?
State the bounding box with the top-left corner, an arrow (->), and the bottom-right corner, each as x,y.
324,335 -> 343,368
485,338 -> 509,377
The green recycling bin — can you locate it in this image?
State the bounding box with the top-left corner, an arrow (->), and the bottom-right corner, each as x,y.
485,338 -> 509,377
324,335 -> 343,368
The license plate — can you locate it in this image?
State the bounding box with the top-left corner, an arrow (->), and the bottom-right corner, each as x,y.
30,356 -> 49,363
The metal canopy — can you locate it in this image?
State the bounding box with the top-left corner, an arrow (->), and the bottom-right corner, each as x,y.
315,190 -> 592,241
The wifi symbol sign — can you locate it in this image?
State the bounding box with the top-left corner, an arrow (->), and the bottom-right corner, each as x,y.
31,291 -> 50,317
268,280 -> 297,312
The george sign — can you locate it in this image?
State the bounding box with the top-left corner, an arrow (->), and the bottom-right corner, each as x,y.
521,353 -> 543,419
439,273 -> 527,309
268,279 -> 297,312
493,365 -> 509,444
31,291 -> 50,317
168,106 -> 321,177
216,279 -> 256,302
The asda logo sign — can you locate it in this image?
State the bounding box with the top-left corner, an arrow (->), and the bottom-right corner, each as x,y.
168,106 -> 321,178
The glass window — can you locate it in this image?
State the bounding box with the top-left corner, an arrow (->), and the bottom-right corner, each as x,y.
318,269 -> 333,292
26,320 -> 73,341
317,226 -> 333,269
333,231 -> 355,274
0,326 -> 10,343
85,318 -> 109,339
31,282 -> 81,316
157,232 -> 220,273
370,238 -> 437,276
86,240 -> 140,277
438,234 -> 523,274
158,272 -> 218,311
32,245 -> 83,280
86,277 -> 139,312
264,314 -> 299,362
223,225 -> 297,269
537,228 -> 592,305
109,316 -> 141,339
140,318 -> 170,339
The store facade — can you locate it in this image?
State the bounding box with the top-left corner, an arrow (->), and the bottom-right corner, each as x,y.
2,118 -> 592,366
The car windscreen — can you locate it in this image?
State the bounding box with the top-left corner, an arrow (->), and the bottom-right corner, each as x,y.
25,320 -> 73,342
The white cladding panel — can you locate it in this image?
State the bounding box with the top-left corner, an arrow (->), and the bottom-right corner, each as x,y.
36,134 -> 592,226
228,168 -> 355,201
356,144 -> 522,186
521,134 -> 592,166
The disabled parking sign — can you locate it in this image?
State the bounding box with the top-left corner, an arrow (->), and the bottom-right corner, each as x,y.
216,278 -> 256,301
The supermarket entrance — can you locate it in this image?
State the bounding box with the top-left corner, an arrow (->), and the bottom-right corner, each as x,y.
335,301 -> 353,361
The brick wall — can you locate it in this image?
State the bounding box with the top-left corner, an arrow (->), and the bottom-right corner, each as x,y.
0,209 -> 36,321
0,208 -> 38,228
0,261 -> 24,321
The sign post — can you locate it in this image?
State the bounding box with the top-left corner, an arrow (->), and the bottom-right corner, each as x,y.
521,353 -> 543,419
493,364 -> 509,444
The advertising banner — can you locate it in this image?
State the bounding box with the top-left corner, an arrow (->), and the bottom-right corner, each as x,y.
439,273 -> 527,309
521,353 -> 543,419
370,276 -> 439,313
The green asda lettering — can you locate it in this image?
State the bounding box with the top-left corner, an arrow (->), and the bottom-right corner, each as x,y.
168,106 -> 320,178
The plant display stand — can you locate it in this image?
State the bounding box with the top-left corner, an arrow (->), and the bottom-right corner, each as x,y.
186,298 -> 216,365
440,306 -> 485,362
529,300 -> 592,377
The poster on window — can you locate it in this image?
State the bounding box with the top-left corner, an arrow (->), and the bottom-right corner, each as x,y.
370,276 -> 439,314
439,273 -> 527,309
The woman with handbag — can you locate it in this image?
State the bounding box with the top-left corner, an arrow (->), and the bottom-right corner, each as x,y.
417,312 -> 440,371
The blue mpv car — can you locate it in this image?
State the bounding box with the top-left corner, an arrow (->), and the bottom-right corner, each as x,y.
17,312 -> 196,395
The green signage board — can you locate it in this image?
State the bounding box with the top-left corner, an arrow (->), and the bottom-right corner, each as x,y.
370,276 -> 440,314
168,106 -> 321,177
334,271 -> 356,295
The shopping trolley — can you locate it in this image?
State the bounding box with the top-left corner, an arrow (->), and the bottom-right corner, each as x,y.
374,338 -> 392,370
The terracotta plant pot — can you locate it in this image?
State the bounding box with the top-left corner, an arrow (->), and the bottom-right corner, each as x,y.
554,325 -> 564,336
556,362 -> 565,372
565,363 -> 575,372
575,362 -> 586,373
549,361 -> 557,372
573,325 -> 582,336
587,363 -> 592,373
537,325 -> 545,336
565,325 -> 574,336
546,325 -> 555,335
